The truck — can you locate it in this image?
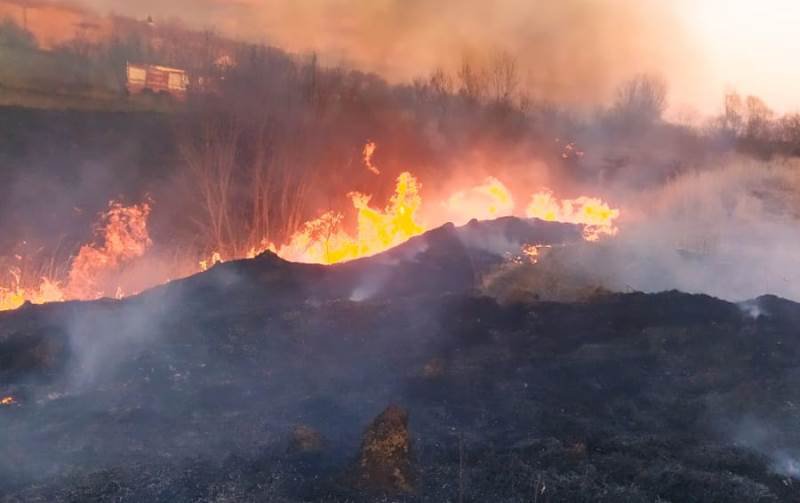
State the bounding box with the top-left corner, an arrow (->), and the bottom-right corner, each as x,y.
126,63 -> 189,99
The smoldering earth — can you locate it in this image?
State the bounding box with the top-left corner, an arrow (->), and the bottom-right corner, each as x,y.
2,218 -> 800,501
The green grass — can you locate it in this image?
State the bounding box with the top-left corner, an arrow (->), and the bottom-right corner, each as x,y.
0,45 -> 176,112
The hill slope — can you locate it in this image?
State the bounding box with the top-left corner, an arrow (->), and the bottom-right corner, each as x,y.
1,218 -> 799,502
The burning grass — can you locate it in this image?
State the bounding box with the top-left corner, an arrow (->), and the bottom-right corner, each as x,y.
0,156 -> 621,311
0,201 -> 152,311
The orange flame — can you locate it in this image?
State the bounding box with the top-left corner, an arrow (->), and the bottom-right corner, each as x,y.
277,172 -> 423,264
0,396 -> 16,406
363,141 -> 380,175
199,251 -> 223,272
526,191 -> 619,241
522,244 -> 541,264
0,144 -> 622,310
0,201 -> 152,311
270,170 -> 618,264
443,177 -> 515,225
65,201 -> 152,299
0,271 -> 64,312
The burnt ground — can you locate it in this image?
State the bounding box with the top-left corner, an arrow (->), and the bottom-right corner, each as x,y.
1,218 -> 800,502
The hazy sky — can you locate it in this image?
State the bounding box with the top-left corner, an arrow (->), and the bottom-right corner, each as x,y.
677,0 -> 800,114
76,0 -> 800,114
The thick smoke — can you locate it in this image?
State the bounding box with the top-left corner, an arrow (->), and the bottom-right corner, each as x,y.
504,157 -> 800,303
605,157 -> 800,301
77,0 -> 700,107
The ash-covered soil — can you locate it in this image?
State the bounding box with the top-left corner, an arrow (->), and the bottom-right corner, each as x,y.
1,218 -> 799,502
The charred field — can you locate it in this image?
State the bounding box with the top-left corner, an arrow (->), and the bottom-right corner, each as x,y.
1,218 -> 799,502
4,2 -> 800,501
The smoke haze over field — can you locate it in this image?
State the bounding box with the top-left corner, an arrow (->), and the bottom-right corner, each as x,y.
75,0 -> 702,108
507,158 -> 800,303
69,0 -> 800,113
5,0 -> 800,308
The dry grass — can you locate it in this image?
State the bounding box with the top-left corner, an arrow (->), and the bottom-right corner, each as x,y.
481,245 -> 612,304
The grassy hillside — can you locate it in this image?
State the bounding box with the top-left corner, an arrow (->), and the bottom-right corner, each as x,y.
0,45 -> 177,111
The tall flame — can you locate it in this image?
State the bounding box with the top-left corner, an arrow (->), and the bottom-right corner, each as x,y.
0,144 -> 622,311
277,172 -> 423,264
0,201 -> 152,311
65,201 -> 152,299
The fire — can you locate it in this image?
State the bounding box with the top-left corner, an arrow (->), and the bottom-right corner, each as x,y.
0,143 -> 622,311
363,141 -> 380,175
0,270 -> 64,312
199,251 -> 223,272
443,177 -> 515,225
277,172 -> 424,264
0,201 -> 152,311
0,396 -> 16,406
522,244 -> 541,264
270,172 -> 618,264
65,201 -> 152,299
526,191 -> 619,241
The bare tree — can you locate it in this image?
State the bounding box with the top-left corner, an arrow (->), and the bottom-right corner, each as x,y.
778,113 -> 800,153
744,95 -> 774,142
178,111 -> 242,256
457,58 -> 487,103
177,48 -> 323,258
486,51 -> 519,104
611,73 -> 667,127
429,67 -> 454,97
245,120 -> 312,250
722,92 -> 745,135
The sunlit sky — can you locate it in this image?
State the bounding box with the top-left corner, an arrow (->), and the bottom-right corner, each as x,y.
678,0 -> 800,113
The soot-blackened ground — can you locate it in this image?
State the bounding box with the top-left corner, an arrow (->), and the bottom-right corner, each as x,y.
1,220 -> 799,502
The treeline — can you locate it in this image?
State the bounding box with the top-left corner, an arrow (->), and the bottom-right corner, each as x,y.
172,44 -> 800,255
173,46 -> 573,255
2,12 -> 800,257
711,93 -> 800,158
171,42 -> 800,256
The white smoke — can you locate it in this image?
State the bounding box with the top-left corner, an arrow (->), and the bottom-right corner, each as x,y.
733,416 -> 800,480
540,157 -> 800,302
65,296 -> 170,391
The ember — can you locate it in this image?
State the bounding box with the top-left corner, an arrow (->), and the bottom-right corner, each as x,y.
363,141 -> 380,175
